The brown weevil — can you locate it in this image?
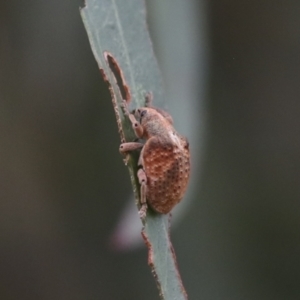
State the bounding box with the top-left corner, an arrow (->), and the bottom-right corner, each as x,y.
119,94 -> 190,219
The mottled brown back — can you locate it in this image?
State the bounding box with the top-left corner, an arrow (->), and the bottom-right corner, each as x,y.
141,135 -> 190,214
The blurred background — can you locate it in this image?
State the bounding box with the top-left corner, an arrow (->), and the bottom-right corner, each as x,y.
1,0 -> 300,299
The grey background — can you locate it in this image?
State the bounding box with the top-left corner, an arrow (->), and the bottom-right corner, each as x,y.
1,0 -> 300,299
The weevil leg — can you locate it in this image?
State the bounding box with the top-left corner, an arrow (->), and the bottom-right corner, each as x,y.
145,92 -> 153,107
130,116 -> 143,138
144,93 -> 173,125
137,168 -> 148,219
121,100 -> 143,138
119,142 -> 144,154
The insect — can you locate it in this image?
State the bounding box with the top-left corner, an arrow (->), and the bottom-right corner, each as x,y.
119,94 -> 190,219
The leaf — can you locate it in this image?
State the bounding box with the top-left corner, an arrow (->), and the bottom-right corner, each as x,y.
80,1 -> 188,299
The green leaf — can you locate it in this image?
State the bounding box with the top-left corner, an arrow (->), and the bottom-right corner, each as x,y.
80,1 -> 187,299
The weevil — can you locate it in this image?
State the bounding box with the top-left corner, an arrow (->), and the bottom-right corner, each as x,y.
119,94 -> 190,219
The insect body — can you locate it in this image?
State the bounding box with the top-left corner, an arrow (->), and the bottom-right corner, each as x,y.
120,96 -> 190,218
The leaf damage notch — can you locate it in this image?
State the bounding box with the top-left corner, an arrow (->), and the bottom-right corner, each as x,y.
141,215 -> 188,300
104,52 -> 131,103
99,67 -> 126,143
